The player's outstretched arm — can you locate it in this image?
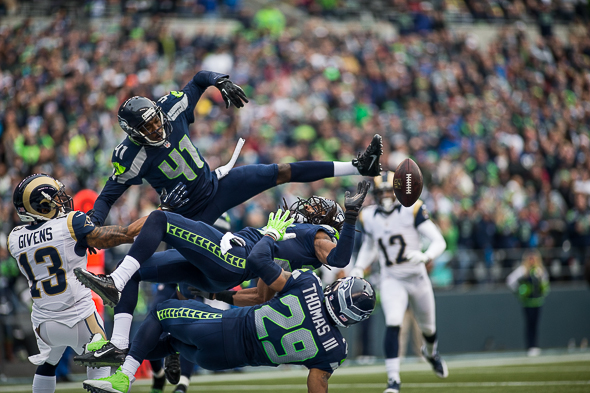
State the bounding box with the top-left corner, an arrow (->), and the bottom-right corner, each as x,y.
85,215 -> 148,249
307,368 -> 331,393
316,181 -> 371,268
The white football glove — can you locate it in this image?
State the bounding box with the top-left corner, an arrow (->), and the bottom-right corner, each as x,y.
404,250 -> 430,265
220,232 -> 246,255
349,267 -> 365,278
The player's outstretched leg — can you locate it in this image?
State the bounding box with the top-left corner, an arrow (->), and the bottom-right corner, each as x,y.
353,134 -> 383,176
75,333 -> 128,368
75,210 -> 168,307
421,333 -> 448,378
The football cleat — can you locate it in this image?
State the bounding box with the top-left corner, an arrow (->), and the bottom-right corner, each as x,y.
165,353 -> 181,385
384,379 -> 401,393
82,367 -> 135,393
421,346 -> 449,378
353,134 -> 383,177
74,341 -> 128,367
173,384 -> 187,393
74,268 -> 121,307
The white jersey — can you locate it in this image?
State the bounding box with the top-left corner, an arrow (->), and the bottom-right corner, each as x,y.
8,211 -> 96,328
358,201 -> 430,279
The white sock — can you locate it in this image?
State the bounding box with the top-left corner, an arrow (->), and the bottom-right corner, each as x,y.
32,374 -> 56,393
334,161 -> 359,176
110,313 -> 133,350
425,340 -> 438,357
87,366 -> 110,380
385,357 -> 401,383
178,375 -> 190,387
110,256 -> 140,291
121,356 -> 141,378
153,368 -> 165,378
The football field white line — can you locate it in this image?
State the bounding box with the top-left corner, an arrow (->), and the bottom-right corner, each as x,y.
1,352 -> 589,392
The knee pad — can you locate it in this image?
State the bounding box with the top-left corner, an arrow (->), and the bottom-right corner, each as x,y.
384,326 -> 400,359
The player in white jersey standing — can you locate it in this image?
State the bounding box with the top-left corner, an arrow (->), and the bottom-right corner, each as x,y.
349,171 -> 448,393
7,174 -> 155,393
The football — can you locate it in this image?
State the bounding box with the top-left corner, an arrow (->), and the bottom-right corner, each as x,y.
393,158 -> 423,207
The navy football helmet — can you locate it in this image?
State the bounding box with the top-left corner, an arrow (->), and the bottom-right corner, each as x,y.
285,196 -> 345,232
374,171 -> 396,213
118,96 -> 171,147
324,277 -> 376,328
13,174 -> 73,223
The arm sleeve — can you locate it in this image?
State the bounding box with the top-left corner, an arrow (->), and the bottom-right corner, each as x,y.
183,70 -> 229,124
325,222 -> 355,268
506,266 -> 525,292
246,236 -> 283,286
67,211 -> 95,246
92,180 -> 130,225
417,220 -> 447,261
355,234 -> 378,271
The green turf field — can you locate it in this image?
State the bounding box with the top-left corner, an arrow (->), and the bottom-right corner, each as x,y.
2,353 -> 589,393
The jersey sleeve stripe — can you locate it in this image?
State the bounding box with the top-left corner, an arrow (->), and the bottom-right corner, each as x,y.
166,94 -> 188,121
114,147 -> 147,184
412,200 -> 424,218
67,211 -> 78,241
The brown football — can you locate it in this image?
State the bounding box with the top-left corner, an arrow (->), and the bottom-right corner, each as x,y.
393,158 -> 423,207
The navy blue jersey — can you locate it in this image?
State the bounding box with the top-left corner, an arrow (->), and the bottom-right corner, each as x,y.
92,71 -> 228,225
158,270 -> 347,373
237,224 -> 339,272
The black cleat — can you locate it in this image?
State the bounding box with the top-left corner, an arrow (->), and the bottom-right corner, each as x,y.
421,346 -> 449,378
173,384 -> 187,393
74,341 -> 128,368
353,134 -> 383,176
151,373 -> 166,392
384,379 -> 401,393
165,353 -> 181,385
74,267 -> 121,307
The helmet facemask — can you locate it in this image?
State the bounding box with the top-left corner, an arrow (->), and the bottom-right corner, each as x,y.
323,277 -> 376,328
118,99 -> 172,147
374,171 -> 397,213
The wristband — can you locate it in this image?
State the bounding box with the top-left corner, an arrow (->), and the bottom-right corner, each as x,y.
344,211 -> 358,226
215,290 -> 237,305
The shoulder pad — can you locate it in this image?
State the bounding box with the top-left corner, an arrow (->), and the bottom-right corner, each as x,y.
318,225 -> 339,243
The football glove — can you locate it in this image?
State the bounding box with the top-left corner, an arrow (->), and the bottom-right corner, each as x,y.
405,250 -> 430,265
345,180 -> 371,212
187,286 -> 215,300
159,182 -> 190,212
349,267 -> 365,278
261,209 -> 295,241
215,77 -> 249,109
220,232 -> 246,255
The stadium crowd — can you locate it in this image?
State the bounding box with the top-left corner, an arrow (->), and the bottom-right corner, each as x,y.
1,8 -> 589,291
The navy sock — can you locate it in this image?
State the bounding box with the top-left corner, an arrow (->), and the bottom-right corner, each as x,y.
36,362 -> 58,377
128,210 -> 167,263
150,359 -> 163,374
180,356 -> 195,377
384,326 -> 400,359
128,311 -> 166,363
289,162 -> 334,182
423,332 -> 437,343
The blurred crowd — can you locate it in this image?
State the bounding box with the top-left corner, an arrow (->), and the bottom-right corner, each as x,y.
298,0 -> 590,26
1,7 -> 590,294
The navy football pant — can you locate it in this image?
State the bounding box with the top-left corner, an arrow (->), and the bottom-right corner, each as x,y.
129,300 -> 238,371
114,212 -> 251,316
190,162 -> 334,224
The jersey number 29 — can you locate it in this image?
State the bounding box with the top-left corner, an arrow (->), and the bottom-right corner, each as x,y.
255,295 -> 319,364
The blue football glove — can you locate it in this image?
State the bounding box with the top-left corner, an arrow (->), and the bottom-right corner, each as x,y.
159,183 -> 190,212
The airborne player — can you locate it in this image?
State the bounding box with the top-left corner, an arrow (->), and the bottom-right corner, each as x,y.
349,171 -> 448,393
